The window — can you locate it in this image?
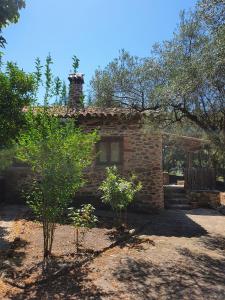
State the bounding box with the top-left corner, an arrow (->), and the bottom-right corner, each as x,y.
96,137 -> 123,165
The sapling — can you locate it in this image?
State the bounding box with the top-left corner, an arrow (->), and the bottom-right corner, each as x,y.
17,110 -> 99,267
99,166 -> 142,226
68,204 -> 98,253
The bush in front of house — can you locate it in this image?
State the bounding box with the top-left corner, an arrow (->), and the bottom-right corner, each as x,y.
99,166 -> 142,225
68,204 -> 98,253
16,110 -> 99,266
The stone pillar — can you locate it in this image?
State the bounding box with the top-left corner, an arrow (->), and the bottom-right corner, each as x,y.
68,73 -> 84,109
163,172 -> 170,185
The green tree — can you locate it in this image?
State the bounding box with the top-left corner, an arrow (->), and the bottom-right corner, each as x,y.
68,204 -> 98,253
0,0 -> 26,47
53,76 -> 62,104
33,57 -> 42,100
99,166 -> 142,224
89,49 -> 161,110
89,0 -> 224,149
152,0 -> 225,148
72,55 -> 80,73
44,54 -> 53,106
0,61 -> 35,148
59,81 -> 67,105
16,111 -> 99,264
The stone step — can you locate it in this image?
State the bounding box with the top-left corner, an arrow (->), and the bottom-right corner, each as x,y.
164,186 -> 185,194
165,198 -> 190,205
166,204 -> 192,210
165,193 -> 188,200
164,190 -> 186,196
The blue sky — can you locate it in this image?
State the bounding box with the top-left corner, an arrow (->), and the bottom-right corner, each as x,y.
2,0 -> 197,100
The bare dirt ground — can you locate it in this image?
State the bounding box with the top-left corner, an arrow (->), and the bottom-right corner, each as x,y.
0,206 -> 225,300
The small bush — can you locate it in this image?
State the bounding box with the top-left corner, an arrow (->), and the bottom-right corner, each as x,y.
16,111 -> 99,262
68,204 -> 98,253
99,166 -> 142,224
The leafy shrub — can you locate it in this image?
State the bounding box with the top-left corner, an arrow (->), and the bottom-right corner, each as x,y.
17,110 -> 99,262
68,204 -> 98,252
99,166 -> 142,223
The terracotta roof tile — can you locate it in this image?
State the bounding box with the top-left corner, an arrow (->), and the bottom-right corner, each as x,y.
23,106 -> 151,119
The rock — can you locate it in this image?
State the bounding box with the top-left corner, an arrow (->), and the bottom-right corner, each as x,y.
14,237 -> 21,243
136,235 -> 155,245
128,229 -> 135,235
3,260 -> 11,267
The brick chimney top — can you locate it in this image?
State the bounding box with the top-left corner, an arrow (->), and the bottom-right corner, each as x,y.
68,73 -> 84,109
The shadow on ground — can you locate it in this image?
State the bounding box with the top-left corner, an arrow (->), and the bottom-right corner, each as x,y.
8,258 -> 115,300
104,209 -> 208,244
199,234 -> 225,256
0,237 -> 29,279
112,248 -> 225,299
2,206 -> 224,299
138,210 -> 208,237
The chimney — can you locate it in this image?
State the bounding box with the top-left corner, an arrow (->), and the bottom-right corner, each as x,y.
68,73 -> 84,109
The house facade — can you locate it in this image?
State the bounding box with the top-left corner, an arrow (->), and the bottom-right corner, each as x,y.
2,73 -> 164,211
3,73 -> 221,211
66,73 -> 164,211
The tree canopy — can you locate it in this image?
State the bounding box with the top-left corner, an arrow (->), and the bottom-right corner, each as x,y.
152,0 -> 225,146
17,111 -> 99,260
0,60 -> 35,147
0,0 -> 26,47
90,49 -> 161,110
89,0 -> 225,150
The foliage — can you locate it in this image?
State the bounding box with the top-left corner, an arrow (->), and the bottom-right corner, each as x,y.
0,147 -> 15,173
151,0 -> 225,150
16,111 -> 99,260
68,204 -> 98,228
0,61 -> 35,148
0,0 -> 26,47
68,204 -> 98,252
89,49 -> 161,110
99,166 -> 142,222
89,0 -> 225,179
34,55 -> 68,105
44,54 -> 53,106
32,54 -> 80,105
53,76 -> 62,104
60,81 -> 67,105
163,145 -> 186,174
33,57 -> 42,99
89,0 -> 224,142
72,55 -> 80,73
155,0 -> 225,180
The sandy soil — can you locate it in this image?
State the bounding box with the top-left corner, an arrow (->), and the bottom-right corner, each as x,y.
0,206 -> 225,299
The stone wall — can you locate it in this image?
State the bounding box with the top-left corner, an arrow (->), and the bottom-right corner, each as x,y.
78,118 -> 164,212
188,190 -> 225,209
3,165 -> 31,204
163,172 -> 170,185
1,116 -> 164,212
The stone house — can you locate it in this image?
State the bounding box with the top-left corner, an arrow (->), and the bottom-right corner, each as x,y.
63,73 -> 164,211
1,73 -> 163,211
4,73 -> 221,211
66,74 -> 224,211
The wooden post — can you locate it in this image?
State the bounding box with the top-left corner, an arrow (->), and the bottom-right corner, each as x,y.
187,152 -> 193,168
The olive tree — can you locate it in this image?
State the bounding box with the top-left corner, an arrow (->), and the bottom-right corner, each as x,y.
0,0 -> 26,47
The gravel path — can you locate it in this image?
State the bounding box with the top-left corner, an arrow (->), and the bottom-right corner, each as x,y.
0,205 -> 28,250
0,207 -> 224,299
88,208 -> 225,300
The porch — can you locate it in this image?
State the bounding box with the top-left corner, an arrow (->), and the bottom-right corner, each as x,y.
162,134 -> 224,209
